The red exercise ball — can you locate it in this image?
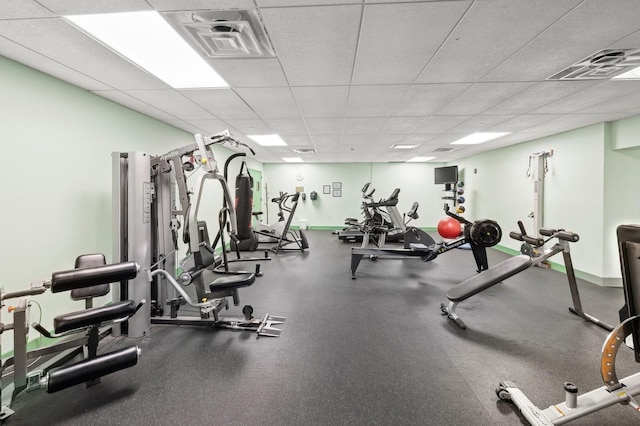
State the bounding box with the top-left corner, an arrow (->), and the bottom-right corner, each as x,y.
438,217 -> 462,239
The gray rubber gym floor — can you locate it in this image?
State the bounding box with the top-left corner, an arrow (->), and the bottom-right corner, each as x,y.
7,230 -> 639,425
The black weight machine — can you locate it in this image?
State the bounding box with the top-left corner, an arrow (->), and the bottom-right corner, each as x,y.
254,191 -> 309,254
496,224 -> 640,424
350,204 -> 502,279
440,221 -> 613,331
1,255 -> 142,420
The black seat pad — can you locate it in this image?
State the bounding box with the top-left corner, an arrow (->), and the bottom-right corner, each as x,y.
209,273 -> 256,292
447,255 -> 532,302
54,300 -> 137,333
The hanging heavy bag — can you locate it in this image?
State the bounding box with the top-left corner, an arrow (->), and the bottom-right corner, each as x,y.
235,161 -> 254,240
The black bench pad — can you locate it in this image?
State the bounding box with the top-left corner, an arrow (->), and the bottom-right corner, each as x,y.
54,300 -> 137,333
209,273 -> 256,292
447,255 -> 532,302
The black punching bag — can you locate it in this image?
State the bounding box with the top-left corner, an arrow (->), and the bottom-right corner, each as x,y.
235,161 -> 254,240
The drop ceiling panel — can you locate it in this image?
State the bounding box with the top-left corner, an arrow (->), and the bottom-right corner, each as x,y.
484,80 -> 597,115
282,135 -> 314,146
292,86 -> 350,118
147,0 -> 256,11
257,0 -> 360,6
259,5 -> 362,86
0,18 -> 170,90
0,37 -> 111,91
184,119 -> 231,134
312,135 -> 341,151
396,84 -> 471,116
35,0 -> 152,14
379,117 -> 425,134
125,89 -> 214,119
486,114 -> 559,133
164,119 -> 205,134
92,90 -> 177,121
180,89 -> 259,119
342,134 -> 403,146
343,118 -> 386,134
529,113 -> 635,134
234,87 -> 300,119
418,0 -> 581,83
578,93 -> 640,114
400,134 -> 438,145
0,1 -> 55,18
347,85 -> 410,117
437,82 -> 534,115
306,118 -> 344,135
264,118 -> 308,135
353,1 -> 470,84
448,115 -> 516,134
530,81 -> 640,114
412,116 -> 472,133
223,119 -> 271,134
205,58 -> 288,88
483,0 -> 640,82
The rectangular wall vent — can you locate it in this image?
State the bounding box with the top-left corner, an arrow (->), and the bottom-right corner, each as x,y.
163,10 -> 275,58
548,48 -> 640,80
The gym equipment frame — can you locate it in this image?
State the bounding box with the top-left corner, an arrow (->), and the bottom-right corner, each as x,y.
495,224 -> 640,424
113,131 -> 284,338
1,256 -> 142,420
350,206 -> 501,279
441,222 -> 613,331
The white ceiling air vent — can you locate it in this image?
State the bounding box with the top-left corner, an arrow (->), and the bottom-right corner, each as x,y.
292,148 -> 317,154
547,48 -> 640,80
163,10 -> 275,58
434,147 -> 456,152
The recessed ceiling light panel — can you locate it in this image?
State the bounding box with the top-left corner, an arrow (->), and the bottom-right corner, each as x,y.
248,134 -> 287,146
282,157 -> 303,163
450,132 -> 509,145
406,156 -> 435,162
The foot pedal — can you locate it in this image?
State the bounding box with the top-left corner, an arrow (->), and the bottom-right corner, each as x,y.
256,313 -> 286,338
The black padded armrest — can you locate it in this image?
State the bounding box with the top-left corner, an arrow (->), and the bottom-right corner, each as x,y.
51,262 -> 138,293
209,273 -> 256,292
53,300 -> 137,333
447,255 -> 532,302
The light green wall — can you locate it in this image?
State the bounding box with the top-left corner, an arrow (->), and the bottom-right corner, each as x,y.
262,162 -> 447,229
0,56 -> 261,353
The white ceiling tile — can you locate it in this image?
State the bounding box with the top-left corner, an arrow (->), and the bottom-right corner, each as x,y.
205,58 -> 288,88
35,0 -> 152,14
147,0 -> 256,10
577,93 -> 640,114
0,18 -> 170,90
399,134 -> 438,144
292,86 -> 350,118
347,85 -> 410,117
448,115 -> 515,134
125,89 -> 214,119
527,113 -> 635,134
0,37 -> 111,90
353,1 -> 470,84
223,119 -> 272,134
234,87 -> 300,119
485,114 -> 559,133
343,117 -> 386,134
396,84 -> 471,116
379,117 -> 425,134
92,90 -> 176,120
483,0 -> 640,82
164,119 -> 205,134
418,0 -> 581,83
0,1 -> 55,18
257,0 -> 360,6
412,116 -> 473,133
306,118 -> 344,135
282,135 -> 314,147
530,81 -> 640,114
484,80 -> 597,115
180,88 -> 259,119
264,118 -> 308,135
438,82 -> 534,115
184,119 -> 231,134
342,134 -> 403,146
259,5 -> 362,85
609,28 -> 640,48
312,135 -> 342,151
